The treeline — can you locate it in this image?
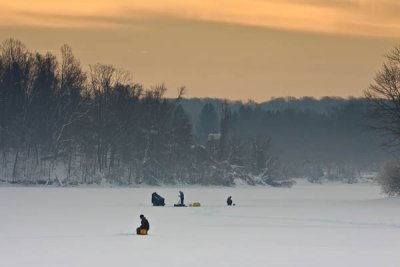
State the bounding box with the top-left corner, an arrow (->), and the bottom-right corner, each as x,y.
0,39 -> 281,186
1,38 -> 391,186
180,96 -> 359,129
193,98 -> 391,183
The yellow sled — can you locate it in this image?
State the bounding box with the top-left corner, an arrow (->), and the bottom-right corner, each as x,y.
189,202 -> 201,207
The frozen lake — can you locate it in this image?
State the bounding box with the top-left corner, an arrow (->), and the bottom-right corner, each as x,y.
0,182 -> 399,267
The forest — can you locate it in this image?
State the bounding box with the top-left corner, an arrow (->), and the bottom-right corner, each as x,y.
0,39 -> 392,186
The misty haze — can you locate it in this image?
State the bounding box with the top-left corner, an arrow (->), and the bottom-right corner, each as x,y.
1,1 -> 400,267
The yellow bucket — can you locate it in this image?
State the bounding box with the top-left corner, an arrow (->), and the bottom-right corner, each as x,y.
139,229 -> 148,235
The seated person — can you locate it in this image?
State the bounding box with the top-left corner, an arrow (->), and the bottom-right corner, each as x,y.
227,196 -> 233,206
136,214 -> 150,235
152,192 -> 165,206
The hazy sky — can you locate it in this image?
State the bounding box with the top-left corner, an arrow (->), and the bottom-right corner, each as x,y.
0,0 -> 399,101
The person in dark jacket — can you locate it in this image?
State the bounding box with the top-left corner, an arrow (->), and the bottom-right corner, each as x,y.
179,191 -> 184,205
227,196 -> 233,206
152,192 -> 165,206
136,214 -> 150,234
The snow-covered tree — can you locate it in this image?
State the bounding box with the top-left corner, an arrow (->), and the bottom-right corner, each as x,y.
377,161 -> 400,196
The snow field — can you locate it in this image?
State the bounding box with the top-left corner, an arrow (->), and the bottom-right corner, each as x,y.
0,182 -> 399,267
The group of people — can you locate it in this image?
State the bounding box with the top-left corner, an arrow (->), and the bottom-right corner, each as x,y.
138,192 -> 235,235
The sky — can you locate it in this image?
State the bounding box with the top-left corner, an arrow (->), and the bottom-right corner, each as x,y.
0,0 -> 399,101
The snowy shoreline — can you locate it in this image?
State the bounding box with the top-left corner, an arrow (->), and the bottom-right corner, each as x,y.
0,177 -> 377,188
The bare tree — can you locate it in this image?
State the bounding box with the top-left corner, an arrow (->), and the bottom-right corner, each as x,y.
0,39 -> 33,179
365,45 -> 400,146
364,45 -> 400,195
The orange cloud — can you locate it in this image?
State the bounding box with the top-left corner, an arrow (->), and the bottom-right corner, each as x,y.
0,0 -> 399,37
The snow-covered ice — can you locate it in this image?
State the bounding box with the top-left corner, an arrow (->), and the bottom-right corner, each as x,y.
1,182 -> 399,267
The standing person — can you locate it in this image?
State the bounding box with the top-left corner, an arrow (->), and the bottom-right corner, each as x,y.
136,214 -> 150,235
227,196 -> 233,206
179,191 -> 184,205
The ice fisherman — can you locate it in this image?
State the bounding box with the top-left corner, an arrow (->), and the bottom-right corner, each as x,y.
227,196 -> 233,206
152,192 -> 165,206
136,214 -> 150,235
179,191 -> 184,205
